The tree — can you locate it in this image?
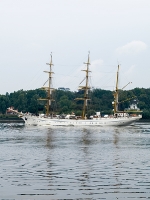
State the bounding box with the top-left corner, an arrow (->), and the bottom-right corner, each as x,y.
1,87 -> 150,119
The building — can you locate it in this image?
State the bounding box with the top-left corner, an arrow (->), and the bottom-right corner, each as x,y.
125,99 -> 140,111
58,87 -> 70,91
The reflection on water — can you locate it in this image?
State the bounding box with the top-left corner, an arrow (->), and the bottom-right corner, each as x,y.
0,122 -> 150,199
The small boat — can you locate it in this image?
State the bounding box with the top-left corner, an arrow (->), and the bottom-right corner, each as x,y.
7,53 -> 142,126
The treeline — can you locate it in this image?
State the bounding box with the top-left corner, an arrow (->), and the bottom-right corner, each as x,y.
0,87 -> 150,119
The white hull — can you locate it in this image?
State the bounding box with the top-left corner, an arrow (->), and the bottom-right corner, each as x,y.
21,115 -> 142,126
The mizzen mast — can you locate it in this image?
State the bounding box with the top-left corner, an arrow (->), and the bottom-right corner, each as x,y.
39,53 -> 55,116
113,65 -> 119,115
75,53 -> 91,119
112,66 -> 138,115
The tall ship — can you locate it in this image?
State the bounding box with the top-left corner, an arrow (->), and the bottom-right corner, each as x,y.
8,53 -> 142,126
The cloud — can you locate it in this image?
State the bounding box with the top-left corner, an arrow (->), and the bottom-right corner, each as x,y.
91,59 -> 104,70
55,59 -> 105,91
118,65 -> 136,90
125,65 -> 135,76
116,41 -> 147,55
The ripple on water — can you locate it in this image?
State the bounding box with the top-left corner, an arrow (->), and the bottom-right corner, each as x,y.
0,122 -> 150,199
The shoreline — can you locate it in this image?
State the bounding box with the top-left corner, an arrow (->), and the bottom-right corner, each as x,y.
0,118 -> 24,123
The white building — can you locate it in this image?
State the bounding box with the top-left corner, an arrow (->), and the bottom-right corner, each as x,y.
126,99 -> 140,111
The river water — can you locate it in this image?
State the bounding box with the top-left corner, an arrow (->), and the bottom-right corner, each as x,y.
0,122 -> 150,199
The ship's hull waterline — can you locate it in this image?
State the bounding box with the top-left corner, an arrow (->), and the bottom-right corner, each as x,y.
21,115 -> 142,126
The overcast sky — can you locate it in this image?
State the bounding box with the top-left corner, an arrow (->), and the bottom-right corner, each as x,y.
0,0 -> 150,94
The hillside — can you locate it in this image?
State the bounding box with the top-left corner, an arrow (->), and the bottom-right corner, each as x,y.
0,87 -> 149,119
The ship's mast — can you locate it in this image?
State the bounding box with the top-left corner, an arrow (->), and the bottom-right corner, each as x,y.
75,53 -> 91,119
113,65 -> 119,114
39,53 -> 54,116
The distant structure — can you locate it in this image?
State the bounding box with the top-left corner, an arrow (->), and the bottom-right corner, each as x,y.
125,99 -> 140,111
58,87 -> 70,91
6,107 -> 18,115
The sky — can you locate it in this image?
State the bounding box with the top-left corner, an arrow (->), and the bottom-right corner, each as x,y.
0,0 -> 150,94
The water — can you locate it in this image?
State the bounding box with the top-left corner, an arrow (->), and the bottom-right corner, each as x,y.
0,122 -> 150,199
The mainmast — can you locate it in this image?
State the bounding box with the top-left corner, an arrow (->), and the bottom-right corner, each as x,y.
113,65 -> 119,114
75,53 -> 91,119
39,53 -> 54,116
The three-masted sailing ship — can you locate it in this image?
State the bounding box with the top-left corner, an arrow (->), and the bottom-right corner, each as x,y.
7,53 -> 142,126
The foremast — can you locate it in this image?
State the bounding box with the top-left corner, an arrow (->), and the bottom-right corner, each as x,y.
75,53 -> 91,119
39,53 -> 54,116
